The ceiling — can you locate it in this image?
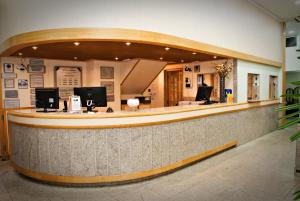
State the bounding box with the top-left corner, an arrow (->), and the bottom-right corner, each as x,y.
11,41 -> 224,63
249,0 -> 300,22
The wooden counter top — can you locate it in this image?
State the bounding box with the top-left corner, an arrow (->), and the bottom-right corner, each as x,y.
8,99 -> 279,119
6,100 -> 279,129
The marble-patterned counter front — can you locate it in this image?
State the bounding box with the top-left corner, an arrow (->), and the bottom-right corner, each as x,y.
7,101 -> 278,184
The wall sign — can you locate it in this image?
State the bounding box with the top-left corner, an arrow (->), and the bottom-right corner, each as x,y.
1,73 -> 17,78
5,90 -> 18,98
4,99 -> 20,108
28,65 -> 45,73
55,66 -> 82,99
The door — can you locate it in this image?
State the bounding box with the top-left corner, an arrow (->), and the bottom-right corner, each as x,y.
164,69 -> 183,106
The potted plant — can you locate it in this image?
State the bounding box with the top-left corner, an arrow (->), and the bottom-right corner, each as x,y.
276,80 -> 300,200
215,60 -> 233,103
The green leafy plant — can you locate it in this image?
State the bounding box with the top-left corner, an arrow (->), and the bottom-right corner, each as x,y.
275,80 -> 300,200
276,81 -> 300,142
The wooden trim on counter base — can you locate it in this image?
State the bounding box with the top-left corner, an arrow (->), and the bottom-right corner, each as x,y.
10,140 -> 237,185
0,28 -> 281,67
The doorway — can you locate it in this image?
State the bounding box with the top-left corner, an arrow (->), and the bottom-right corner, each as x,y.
164,69 -> 183,106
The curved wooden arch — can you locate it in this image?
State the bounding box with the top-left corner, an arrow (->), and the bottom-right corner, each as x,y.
0,28 -> 281,67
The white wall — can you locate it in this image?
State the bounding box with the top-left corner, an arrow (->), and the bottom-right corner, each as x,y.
286,71 -> 300,89
237,60 -> 282,103
0,0 -> 282,62
286,35 -> 300,72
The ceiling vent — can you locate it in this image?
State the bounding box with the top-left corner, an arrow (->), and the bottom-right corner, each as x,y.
295,16 -> 300,22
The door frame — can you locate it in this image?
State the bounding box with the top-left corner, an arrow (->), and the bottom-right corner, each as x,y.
164,68 -> 183,107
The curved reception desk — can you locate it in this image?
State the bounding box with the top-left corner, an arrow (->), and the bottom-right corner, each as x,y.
7,100 -> 278,185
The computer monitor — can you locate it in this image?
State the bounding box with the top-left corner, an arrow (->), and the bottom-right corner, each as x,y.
195,86 -> 213,102
35,88 -> 59,112
74,87 -> 107,110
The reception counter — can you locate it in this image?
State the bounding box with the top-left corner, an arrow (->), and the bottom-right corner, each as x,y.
7,100 -> 279,184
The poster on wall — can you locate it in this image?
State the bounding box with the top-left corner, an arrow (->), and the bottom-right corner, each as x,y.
100,66 -> 114,79
5,90 -> 18,98
55,66 -> 82,99
100,81 -> 114,94
101,81 -> 115,102
107,95 -> 115,102
4,79 -> 14,88
18,79 -> 28,89
30,74 -> 44,88
4,99 -> 20,108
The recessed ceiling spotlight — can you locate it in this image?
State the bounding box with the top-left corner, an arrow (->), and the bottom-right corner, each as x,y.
18,52 -> 23,56
74,57 -> 78,60
32,46 -> 38,50
192,52 -> 197,55
74,42 -> 80,46
165,47 -> 170,51
115,57 -> 119,61
125,42 -> 131,46
181,60 -> 184,63
213,56 -> 217,59
160,57 -> 163,60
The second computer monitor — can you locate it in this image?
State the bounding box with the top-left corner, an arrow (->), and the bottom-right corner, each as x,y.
74,87 -> 107,107
195,86 -> 213,101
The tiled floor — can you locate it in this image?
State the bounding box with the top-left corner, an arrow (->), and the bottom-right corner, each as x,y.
0,127 -> 299,201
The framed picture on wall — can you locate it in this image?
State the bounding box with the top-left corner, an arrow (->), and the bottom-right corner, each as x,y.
194,65 -> 200,73
4,79 -> 15,88
107,95 -> 115,102
18,79 -> 29,89
3,63 -> 14,73
28,65 -> 45,73
30,74 -> 44,88
100,66 -> 114,79
101,81 -> 114,94
4,99 -> 20,108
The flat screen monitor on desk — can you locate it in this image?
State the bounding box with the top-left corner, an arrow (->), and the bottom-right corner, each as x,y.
74,87 -> 107,112
35,88 -> 59,112
195,86 -> 213,104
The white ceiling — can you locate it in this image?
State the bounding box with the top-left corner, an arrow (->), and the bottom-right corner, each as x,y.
249,0 -> 300,22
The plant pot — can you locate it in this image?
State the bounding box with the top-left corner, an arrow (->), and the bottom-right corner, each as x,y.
219,75 -> 226,103
295,123 -> 300,176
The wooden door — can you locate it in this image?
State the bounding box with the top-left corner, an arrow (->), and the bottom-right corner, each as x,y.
164,69 -> 183,106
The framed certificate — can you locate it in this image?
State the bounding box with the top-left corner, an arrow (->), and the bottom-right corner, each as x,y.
4,79 -> 15,88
